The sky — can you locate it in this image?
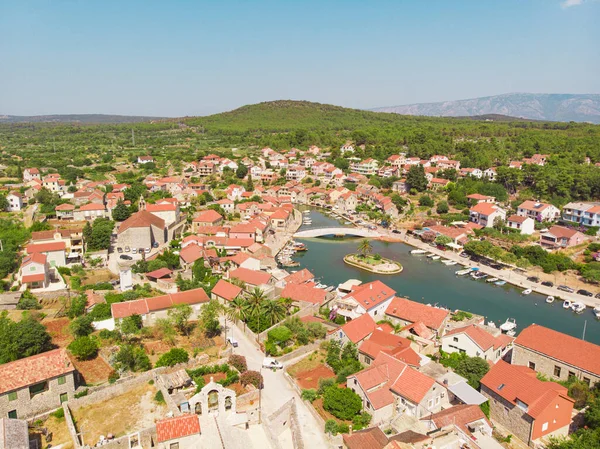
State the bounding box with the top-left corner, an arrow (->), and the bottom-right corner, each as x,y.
1,0 -> 599,117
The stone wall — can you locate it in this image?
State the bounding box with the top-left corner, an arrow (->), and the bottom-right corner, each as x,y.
63,404 -> 82,449
236,389 -> 259,412
276,342 -> 320,363
265,397 -> 305,449
512,344 -> 600,387
481,384 -> 533,445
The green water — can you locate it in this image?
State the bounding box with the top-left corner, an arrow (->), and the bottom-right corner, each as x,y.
294,208 -> 600,344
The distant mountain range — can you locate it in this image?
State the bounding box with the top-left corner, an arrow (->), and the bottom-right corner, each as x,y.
0,114 -> 165,124
372,93 -> 600,124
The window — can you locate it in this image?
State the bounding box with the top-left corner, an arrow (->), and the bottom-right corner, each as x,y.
528,361 -> 536,370
583,377 -> 591,386
568,371 -> 576,379
8,410 -> 17,419
428,399 -> 434,408
29,381 -> 48,398
516,399 -> 528,412
554,366 -> 561,378
60,393 -> 68,403
8,391 -> 17,401
170,443 -> 180,449
354,379 -> 357,385
365,358 -> 371,365
542,422 -> 549,432
58,376 -> 66,385
374,310 -> 377,316
453,337 -> 459,342
367,402 -> 371,409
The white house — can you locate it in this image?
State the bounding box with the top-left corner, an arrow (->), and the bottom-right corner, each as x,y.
483,167 -> 497,181
333,280 -> 396,320
19,253 -> 49,289
517,200 -> 560,222
469,203 -> 506,228
507,214 -> 535,235
137,155 -> 154,164
341,144 -> 355,154
6,192 -> 23,212
26,241 -> 67,268
23,168 -> 41,182
441,324 -> 513,363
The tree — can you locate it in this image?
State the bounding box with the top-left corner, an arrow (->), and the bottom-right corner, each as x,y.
169,303 -> 193,335
236,164 -> 248,179
153,318 -> 177,346
227,297 -> 248,330
245,173 -> 254,191
455,356 -> 489,389
115,344 -> 151,372
435,235 -> 453,246
357,239 -> 372,257
262,300 -> 286,327
0,312 -> 53,363
419,194 -> 434,207
119,314 -> 143,338
17,291 -> 41,310
244,287 -> 267,329
70,315 -> 94,338
155,348 -> 189,367
406,165 -> 428,192
240,370 -> 263,389
323,386 -> 362,420
267,325 -> 292,346
68,336 -> 99,360
112,201 -> 131,221
67,294 -> 87,318
198,300 -> 221,337
436,200 -> 449,214
228,354 -> 247,373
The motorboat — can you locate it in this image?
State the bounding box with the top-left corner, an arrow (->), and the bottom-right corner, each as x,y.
594,307 -> 600,319
456,268 -> 471,276
494,280 -> 506,286
487,321 -> 497,328
500,318 -> 517,333
522,289 -> 532,295
429,255 -> 441,260
303,210 -> 311,215
546,296 -> 555,304
486,277 -> 499,283
442,260 -> 457,266
506,330 -> 516,337
563,299 -> 572,309
411,250 -> 427,255
571,302 -> 586,314
292,242 -> 307,251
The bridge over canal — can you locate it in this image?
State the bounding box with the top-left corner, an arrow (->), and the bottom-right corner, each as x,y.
293,226 -> 382,238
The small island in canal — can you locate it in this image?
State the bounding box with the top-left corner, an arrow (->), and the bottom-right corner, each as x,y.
343,239 -> 403,274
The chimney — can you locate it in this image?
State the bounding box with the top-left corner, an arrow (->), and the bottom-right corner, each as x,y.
349,425 -> 353,435
370,284 -> 373,290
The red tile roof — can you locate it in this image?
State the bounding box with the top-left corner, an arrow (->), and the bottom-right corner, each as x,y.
507,214 -> 529,224
342,427 -> 388,449
21,252 -> 47,266
515,324 -> 600,376
426,404 -> 490,435
0,349 -> 75,394
340,313 -> 377,344
390,362 -> 435,404
359,330 -> 421,367
280,282 -> 327,305
481,360 -> 573,419
156,414 -> 201,442
193,209 -> 223,223
546,225 -> 581,239
229,267 -> 271,286
111,288 -> 209,319
146,203 -> 177,212
284,268 -> 315,285
55,203 -> 75,211
345,281 -> 396,311
22,273 -> 47,283
470,202 -> 500,216
111,299 -> 149,319
118,210 -> 165,234
26,241 -> 66,253
444,325 -> 513,352
179,244 -> 204,264
145,267 -> 172,279
78,203 -> 105,211
386,297 -> 448,331
212,279 -> 243,301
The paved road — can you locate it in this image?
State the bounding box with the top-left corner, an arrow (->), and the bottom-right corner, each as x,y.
224,320 -> 330,449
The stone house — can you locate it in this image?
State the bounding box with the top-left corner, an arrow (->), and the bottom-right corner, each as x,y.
0,349 -> 77,419
23,168 -> 40,182
211,279 -> 243,304
55,203 -> 75,219
512,324 -> 600,387
146,201 -> 180,227
441,324 -> 513,363
0,418 -> 30,449
73,203 -> 110,221
117,210 -> 166,250
480,360 -> 574,446
192,210 -> 224,232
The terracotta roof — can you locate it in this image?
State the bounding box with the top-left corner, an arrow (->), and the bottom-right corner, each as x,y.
55,203 -> 75,211
118,210 -> 165,234
212,279 -> 243,301
145,267 -> 172,279
111,299 -> 149,319
21,252 -> 47,266
343,427 -> 388,449
85,290 -> 105,308
340,313 -> 377,344
345,281 -> 396,311
280,282 -> 327,305
111,288 -> 209,319
0,349 -> 75,394
466,194 -> 493,200
401,321 -> 434,340
515,324 -> 600,376
508,214 -> 529,224
26,241 -> 66,253
229,267 -> 271,286
22,273 -> 47,283
389,362 -> 435,404
78,203 -> 105,211
470,202 -> 500,216
546,225 -> 581,239
179,245 -> 204,264
426,404 -> 490,435
480,360 -> 573,419
359,330 -> 421,366
284,268 -> 314,285
146,203 -> 177,212
193,209 -> 223,223
444,325 -> 513,352
519,200 -> 552,212
386,297 -> 448,331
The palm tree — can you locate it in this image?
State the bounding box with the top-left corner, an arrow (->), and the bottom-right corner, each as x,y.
262,300 -> 287,327
278,297 -> 294,316
357,239 -> 372,257
227,297 -> 248,330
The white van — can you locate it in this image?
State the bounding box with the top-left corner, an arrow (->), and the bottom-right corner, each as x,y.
262,358 -> 283,370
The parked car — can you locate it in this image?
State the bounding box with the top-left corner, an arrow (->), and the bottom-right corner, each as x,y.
227,337 -> 238,348
262,358 -> 283,370
120,255 -> 133,260
152,241 -> 159,248
527,276 -> 540,283
459,252 -> 469,258
391,229 -> 401,234
117,247 -> 123,253
132,248 -> 137,254
541,281 -> 554,287
558,285 -> 574,293
125,246 -> 130,252
577,289 -> 593,297
595,292 -> 600,299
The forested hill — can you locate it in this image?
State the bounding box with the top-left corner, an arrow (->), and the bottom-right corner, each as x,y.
0,114 -> 164,124
372,93 -> 600,124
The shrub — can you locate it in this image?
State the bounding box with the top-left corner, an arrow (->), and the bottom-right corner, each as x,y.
301,389 -> 318,402
323,386 -> 362,420
451,310 -> 472,322
318,378 -> 336,395
155,348 -> 189,367
88,303 -> 112,321
419,195 -> 434,207
67,295 -> 87,318
307,322 -> 326,340
228,354 -> 248,373
57,266 -> 72,276
325,419 -> 338,435
154,390 -> 165,404
69,315 -> 94,337
268,326 -> 293,346
108,370 -> 120,384
336,422 -> 350,434
51,408 -> 65,420
115,344 -> 151,372
17,291 -> 41,310
480,401 -> 490,418
240,370 -> 263,389
74,389 -> 89,399
265,340 -> 279,356
352,412 -> 372,431
67,336 -> 99,360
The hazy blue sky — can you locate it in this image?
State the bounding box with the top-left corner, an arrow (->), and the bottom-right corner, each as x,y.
1,0 -> 598,116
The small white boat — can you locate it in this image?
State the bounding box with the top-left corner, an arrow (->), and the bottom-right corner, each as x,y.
411,249 -> 427,255
429,255 -> 441,260
487,321 -> 497,328
546,296 -> 555,304
571,302 -> 586,314
522,289 -> 532,295
500,318 -> 517,332
563,300 -> 572,309
495,280 -> 506,286
486,277 -> 499,283
442,260 -> 457,266
594,307 -> 600,319
507,330 -> 516,337
456,269 -> 471,276
303,210 -> 311,215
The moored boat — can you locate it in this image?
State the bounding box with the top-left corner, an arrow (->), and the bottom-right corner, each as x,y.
563,299 -> 572,309
411,249 -> 427,255
500,318 -> 517,333
546,296 -> 555,304
456,268 -> 471,276
494,280 -> 506,286
442,260 -> 457,266
429,255 -> 441,260
522,289 -> 532,295
594,307 -> 600,319
571,302 -> 586,314
486,277 -> 499,283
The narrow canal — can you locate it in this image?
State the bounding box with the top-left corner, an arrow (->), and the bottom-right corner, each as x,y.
293,208 -> 600,344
